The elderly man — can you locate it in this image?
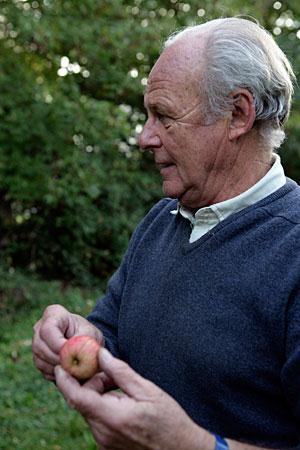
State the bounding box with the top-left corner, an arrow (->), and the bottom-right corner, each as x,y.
32,17 -> 300,450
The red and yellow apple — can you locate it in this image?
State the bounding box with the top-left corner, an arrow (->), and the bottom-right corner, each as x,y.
59,335 -> 100,380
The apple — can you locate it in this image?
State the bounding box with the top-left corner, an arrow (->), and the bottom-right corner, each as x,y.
59,335 -> 100,380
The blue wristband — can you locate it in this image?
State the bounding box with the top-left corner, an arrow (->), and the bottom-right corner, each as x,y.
214,434 -> 229,450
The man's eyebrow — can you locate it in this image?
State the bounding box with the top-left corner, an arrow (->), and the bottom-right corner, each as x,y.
143,95 -> 154,110
144,99 -> 170,113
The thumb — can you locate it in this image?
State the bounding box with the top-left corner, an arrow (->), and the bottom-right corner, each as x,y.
99,348 -> 157,400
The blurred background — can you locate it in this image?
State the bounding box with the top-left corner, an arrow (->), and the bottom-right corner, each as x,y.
0,0 -> 299,449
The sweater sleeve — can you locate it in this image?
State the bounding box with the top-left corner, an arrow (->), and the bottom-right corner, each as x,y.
87,253 -> 128,357
281,289 -> 300,426
86,198 -> 173,357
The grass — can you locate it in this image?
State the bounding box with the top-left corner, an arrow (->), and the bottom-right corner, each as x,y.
0,269 -> 103,450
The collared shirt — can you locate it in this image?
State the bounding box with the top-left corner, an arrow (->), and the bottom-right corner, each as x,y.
170,153 -> 286,243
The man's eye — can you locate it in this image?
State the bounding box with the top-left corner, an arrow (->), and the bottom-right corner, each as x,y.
157,113 -> 172,128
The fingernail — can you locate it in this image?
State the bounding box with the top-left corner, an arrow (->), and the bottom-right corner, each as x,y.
100,348 -> 113,364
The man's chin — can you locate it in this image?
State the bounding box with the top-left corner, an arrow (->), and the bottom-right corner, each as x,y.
162,181 -> 184,200
163,184 -> 202,210
177,187 -> 205,210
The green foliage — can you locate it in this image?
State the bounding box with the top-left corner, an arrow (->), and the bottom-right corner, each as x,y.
0,272 -> 100,450
0,265 -> 101,319
0,0 -> 299,285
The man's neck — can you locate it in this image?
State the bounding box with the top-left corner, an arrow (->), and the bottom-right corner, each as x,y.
182,135 -> 274,211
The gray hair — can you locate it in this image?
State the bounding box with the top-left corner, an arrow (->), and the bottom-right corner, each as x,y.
164,18 -> 296,150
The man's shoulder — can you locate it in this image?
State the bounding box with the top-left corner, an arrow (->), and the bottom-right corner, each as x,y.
262,178 -> 300,225
130,198 -> 178,243
123,198 -> 179,260
143,198 -> 178,223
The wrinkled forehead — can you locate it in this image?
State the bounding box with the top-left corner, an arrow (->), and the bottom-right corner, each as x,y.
145,38 -> 205,100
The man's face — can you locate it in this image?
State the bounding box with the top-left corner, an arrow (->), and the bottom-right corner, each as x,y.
139,39 -> 231,209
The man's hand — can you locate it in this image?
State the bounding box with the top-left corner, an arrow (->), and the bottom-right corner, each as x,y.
32,304 -> 103,381
54,348 -> 214,450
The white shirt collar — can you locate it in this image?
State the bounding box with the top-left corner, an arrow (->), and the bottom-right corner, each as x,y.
171,153 -> 286,226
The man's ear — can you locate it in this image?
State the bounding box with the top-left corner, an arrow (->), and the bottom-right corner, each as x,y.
228,89 -> 256,141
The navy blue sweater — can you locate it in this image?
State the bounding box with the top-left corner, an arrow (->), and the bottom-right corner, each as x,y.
88,179 -> 300,449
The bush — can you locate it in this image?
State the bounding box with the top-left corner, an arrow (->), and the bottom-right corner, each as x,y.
0,0 -> 299,285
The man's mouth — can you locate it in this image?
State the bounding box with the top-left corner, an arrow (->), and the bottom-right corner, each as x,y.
156,162 -> 174,170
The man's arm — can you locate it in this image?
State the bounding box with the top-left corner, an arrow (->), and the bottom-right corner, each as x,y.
54,348 -> 275,450
32,200 -> 172,380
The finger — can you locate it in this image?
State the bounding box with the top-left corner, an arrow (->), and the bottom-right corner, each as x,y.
55,365 -> 108,414
54,366 -> 122,421
99,371 -> 117,391
32,307 -> 69,361
38,317 -> 68,354
71,315 -> 105,345
84,373 -> 123,398
99,348 -> 157,399
32,334 -> 61,366
54,366 -> 85,410
83,373 -> 106,393
32,353 -> 56,377
44,373 -> 56,382
39,304 -> 73,352
55,366 -> 117,450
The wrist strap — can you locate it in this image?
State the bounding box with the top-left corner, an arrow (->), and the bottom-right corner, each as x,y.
214,434 -> 229,450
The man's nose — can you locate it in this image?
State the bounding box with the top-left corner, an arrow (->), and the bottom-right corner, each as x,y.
138,118 -> 162,151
